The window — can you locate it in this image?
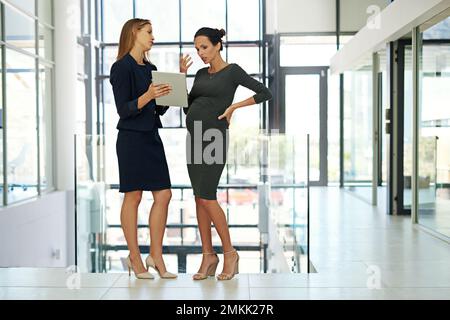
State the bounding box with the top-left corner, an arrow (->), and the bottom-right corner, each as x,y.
0,1 -> 55,205
6,49 -> 38,203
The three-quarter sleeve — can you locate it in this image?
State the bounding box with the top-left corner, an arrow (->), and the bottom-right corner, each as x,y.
110,62 -> 140,119
232,64 -> 272,104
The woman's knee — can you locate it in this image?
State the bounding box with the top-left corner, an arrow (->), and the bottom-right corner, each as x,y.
124,191 -> 143,205
153,189 -> 172,205
195,197 -> 216,208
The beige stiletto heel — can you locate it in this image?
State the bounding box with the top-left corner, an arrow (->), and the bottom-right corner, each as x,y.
145,255 -> 177,279
217,250 -> 239,281
126,255 -> 154,280
193,252 -> 219,281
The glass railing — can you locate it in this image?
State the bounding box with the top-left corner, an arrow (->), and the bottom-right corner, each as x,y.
267,134 -> 310,273
74,132 -> 310,274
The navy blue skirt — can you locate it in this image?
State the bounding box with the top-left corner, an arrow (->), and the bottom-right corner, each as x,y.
116,128 -> 171,193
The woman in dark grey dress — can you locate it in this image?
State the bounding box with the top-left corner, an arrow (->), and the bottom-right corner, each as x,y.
110,19 -> 177,279
180,28 -> 272,280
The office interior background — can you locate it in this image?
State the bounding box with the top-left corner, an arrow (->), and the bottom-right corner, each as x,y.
0,0 -> 449,297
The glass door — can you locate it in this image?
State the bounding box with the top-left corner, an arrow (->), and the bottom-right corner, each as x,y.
280,67 -> 328,186
416,12 -> 450,237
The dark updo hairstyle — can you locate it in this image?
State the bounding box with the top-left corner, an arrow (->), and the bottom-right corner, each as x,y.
194,27 -> 226,51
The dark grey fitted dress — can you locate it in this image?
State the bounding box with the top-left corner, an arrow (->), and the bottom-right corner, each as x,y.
185,64 -> 272,200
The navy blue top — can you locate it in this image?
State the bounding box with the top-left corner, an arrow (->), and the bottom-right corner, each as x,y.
110,53 -> 168,131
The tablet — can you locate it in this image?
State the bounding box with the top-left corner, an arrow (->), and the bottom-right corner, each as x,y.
152,71 -> 188,108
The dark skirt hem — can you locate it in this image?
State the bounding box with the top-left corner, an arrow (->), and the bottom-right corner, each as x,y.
193,192 -> 218,201
119,184 -> 172,193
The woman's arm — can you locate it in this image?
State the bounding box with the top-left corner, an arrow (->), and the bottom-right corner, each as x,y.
110,62 -> 142,119
218,64 -> 272,123
110,62 -> 169,119
233,64 -> 272,104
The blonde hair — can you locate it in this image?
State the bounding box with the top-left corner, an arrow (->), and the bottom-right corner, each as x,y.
116,18 -> 152,61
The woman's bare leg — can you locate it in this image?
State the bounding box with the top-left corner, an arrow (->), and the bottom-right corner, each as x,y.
120,190 -> 146,273
197,198 -> 237,276
149,189 -> 172,274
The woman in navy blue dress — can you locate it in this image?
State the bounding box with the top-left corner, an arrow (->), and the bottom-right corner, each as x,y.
110,18 -> 176,279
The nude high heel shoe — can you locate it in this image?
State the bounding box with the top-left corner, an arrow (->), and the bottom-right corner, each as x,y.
126,255 -> 154,280
217,249 -> 239,281
193,252 -> 219,281
146,255 -> 177,279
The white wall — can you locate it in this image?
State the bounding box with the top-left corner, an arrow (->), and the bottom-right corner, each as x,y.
54,0 -> 79,191
0,192 -> 75,267
266,0 -> 388,34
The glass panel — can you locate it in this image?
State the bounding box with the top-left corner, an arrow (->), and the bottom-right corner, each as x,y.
328,70 -> 340,183
280,36 -> 337,67
379,50 -> 388,185
75,135 -> 107,273
102,0 -> 133,43
418,15 -> 450,237
102,46 -> 116,75
8,0 -> 35,15
135,0 -> 180,43
343,56 -> 373,202
0,48 -> 3,205
404,46 -> 413,207
38,24 -> 53,61
39,65 -> 53,191
227,47 -> 260,74
181,0 -> 226,42
285,74 -> 320,182
38,0 -> 53,26
5,6 -> 36,54
227,0 -> 259,41
149,45 -> 180,73
269,135 -> 309,273
6,49 -> 38,203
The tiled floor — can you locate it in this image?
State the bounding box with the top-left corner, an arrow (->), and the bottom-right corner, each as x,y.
1,187 -> 449,300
